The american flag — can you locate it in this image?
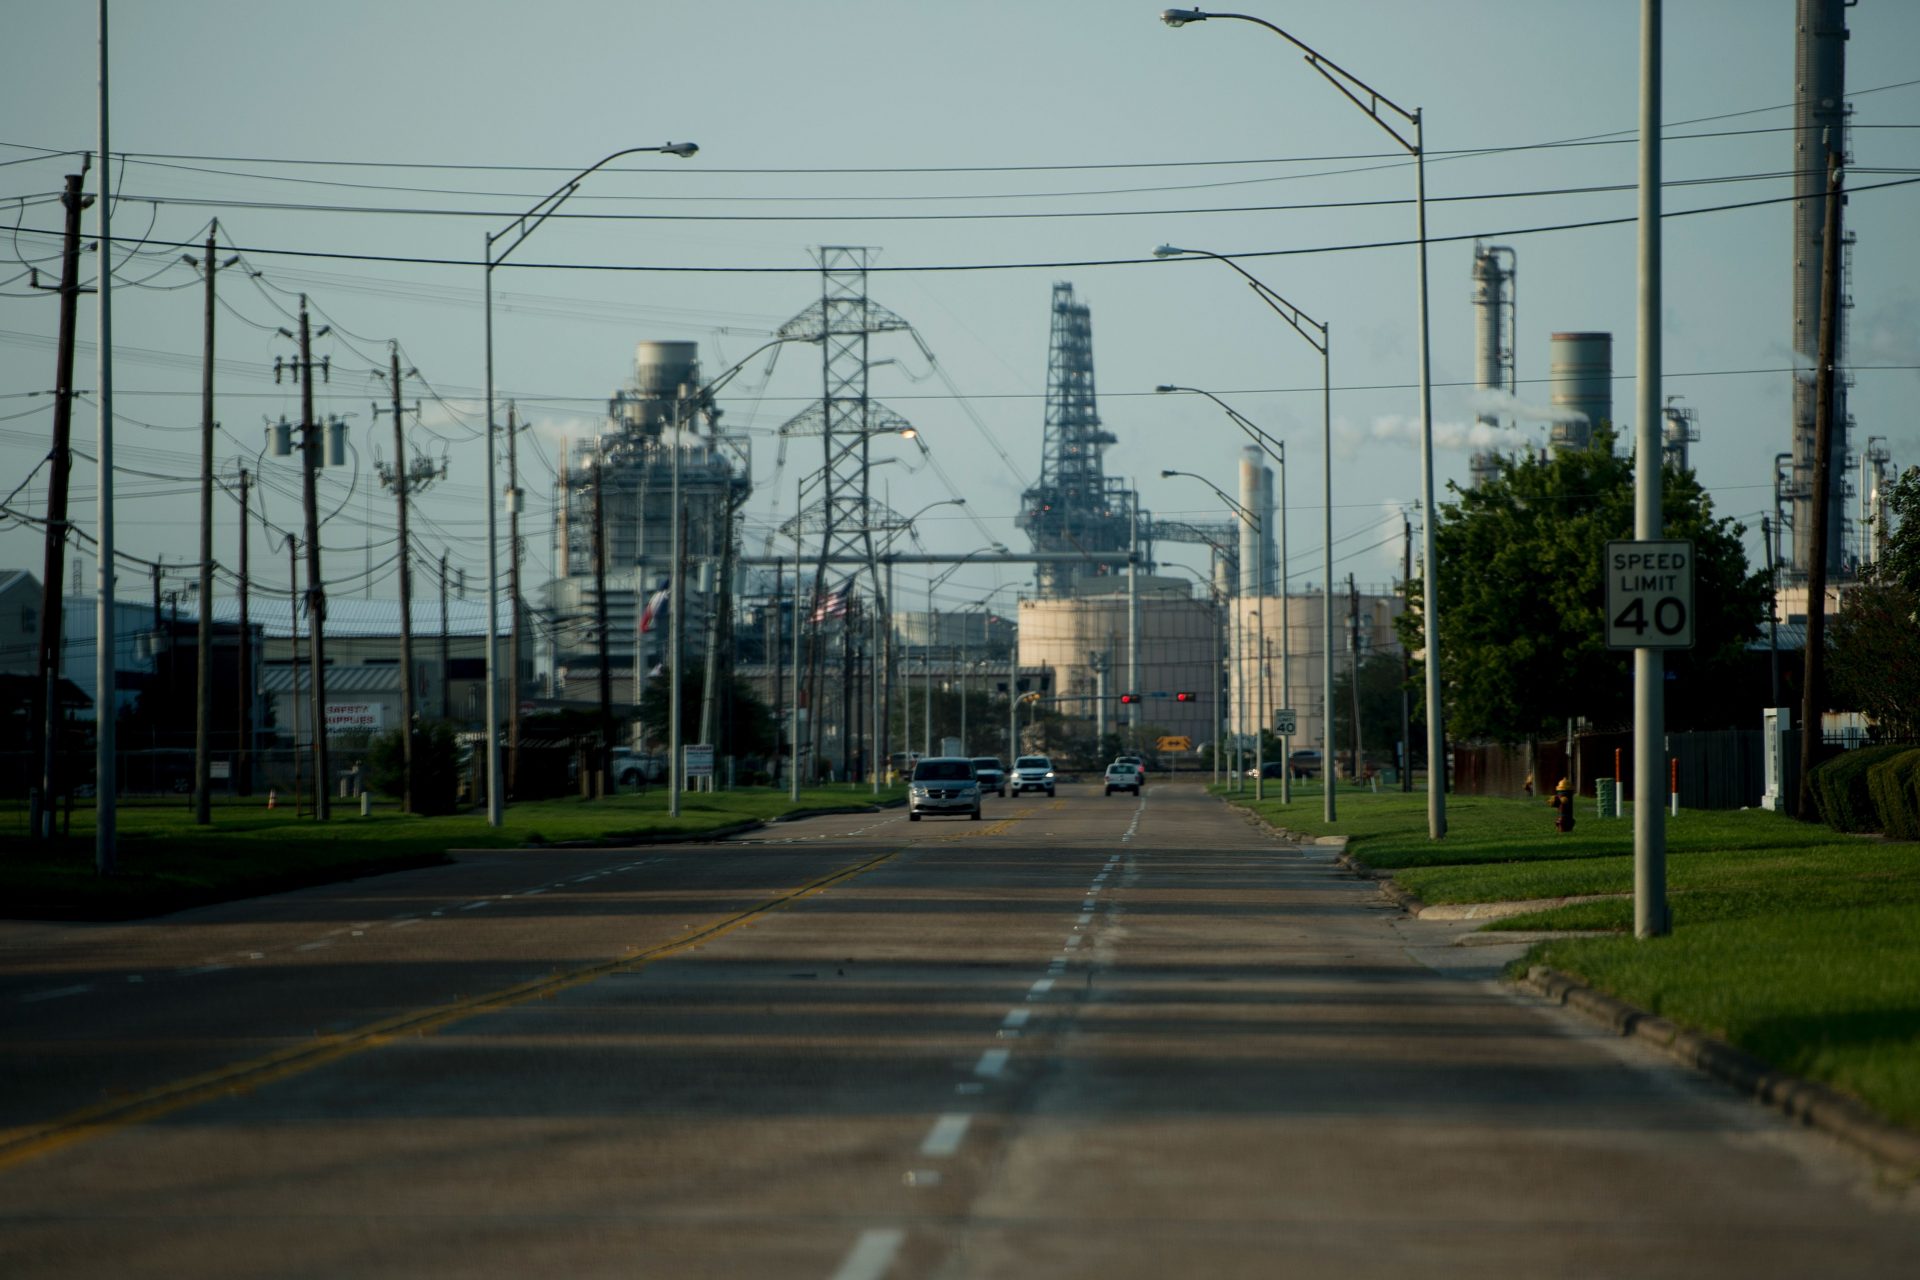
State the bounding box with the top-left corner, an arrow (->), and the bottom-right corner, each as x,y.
810,579 -> 853,623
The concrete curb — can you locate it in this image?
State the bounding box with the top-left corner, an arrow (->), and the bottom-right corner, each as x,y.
1521,964 -> 1920,1182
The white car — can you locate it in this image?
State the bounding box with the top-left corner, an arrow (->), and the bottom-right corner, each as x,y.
909,757 -> 982,821
1011,755 -> 1056,797
1103,763 -> 1141,796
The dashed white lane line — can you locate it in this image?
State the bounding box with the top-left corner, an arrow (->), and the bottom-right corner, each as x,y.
180,962 -> 234,975
973,1048 -> 1010,1078
830,1228 -> 906,1280
1064,935 -> 1082,949
295,940 -> 333,952
459,900 -> 491,911
1002,1008 -> 1031,1030
522,888 -> 546,895
389,918 -> 421,928
919,1113 -> 972,1157
1077,912 -> 1093,924
1028,978 -> 1054,997
20,983 -> 93,1003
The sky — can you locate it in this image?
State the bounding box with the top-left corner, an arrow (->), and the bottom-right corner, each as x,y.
3,0 -> 1917,638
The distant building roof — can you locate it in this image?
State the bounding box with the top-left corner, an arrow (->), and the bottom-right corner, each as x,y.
257,665 -> 400,695
164,596 -> 503,640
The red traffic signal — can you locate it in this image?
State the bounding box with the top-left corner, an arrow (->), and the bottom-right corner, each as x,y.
1175,691 -> 1196,702
1119,693 -> 1139,704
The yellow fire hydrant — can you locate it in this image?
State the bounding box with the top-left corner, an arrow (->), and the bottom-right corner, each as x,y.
1549,776 -> 1576,833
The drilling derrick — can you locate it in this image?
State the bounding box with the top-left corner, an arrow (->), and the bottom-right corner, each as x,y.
1018,283 -> 1131,597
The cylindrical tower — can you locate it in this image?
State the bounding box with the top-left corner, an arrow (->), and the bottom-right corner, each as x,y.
1549,331 -> 1611,451
1233,447 -> 1277,596
1469,244 -> 1517,487
1790,0 -> 1849,582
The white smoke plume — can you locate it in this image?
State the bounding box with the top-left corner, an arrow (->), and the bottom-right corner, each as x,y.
1466,387 -> 1586,426
1338,415 -> 1517,456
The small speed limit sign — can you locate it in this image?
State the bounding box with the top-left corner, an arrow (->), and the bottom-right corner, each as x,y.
1605,539 -> 1695,649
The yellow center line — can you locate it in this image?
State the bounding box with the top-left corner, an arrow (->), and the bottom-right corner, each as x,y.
0,846 -> 903,1173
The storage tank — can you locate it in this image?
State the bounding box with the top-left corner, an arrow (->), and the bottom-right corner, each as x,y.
1549,331 -> 1611,451
1018,590 -> 1221,749
1236,446 -> 1276,596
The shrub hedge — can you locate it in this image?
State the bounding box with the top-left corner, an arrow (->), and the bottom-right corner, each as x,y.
1865,748 -> 1920,841
1807,742 -> 1912,833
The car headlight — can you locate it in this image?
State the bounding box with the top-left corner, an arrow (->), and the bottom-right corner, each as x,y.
911,785 -> 929,796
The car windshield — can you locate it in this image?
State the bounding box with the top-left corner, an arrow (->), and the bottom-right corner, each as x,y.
1015,757 -> 1049,769
913,760 -> 973,782
972,758 -> 1002,771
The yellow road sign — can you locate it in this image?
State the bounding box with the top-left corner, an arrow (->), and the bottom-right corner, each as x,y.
1156,735 -> 1192,752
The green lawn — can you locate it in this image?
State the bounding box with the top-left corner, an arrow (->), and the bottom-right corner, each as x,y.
1,784 -> 905,921
1217,783 -> 1920,1129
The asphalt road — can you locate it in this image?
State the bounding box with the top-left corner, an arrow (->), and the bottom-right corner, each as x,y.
3,782 -> 1916,1278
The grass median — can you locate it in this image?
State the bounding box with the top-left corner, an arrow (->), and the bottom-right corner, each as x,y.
1,784 -> 906,922
1217,782 -> 1920,1130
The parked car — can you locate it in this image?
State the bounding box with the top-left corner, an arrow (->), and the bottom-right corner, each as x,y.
908,757 -> 981,822
1104,762 -> 1142,796
1243,760 -> 1289,780
1289,748 -> 1322,779
971,756 -> 1007,797
1010,755 -> 1056,797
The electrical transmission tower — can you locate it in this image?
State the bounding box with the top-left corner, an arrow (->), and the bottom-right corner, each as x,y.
1018,283 -> 1131,598
775,246 -> 919,775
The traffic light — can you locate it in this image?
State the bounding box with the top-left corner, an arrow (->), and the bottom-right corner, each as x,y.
1175,691 -> 1196,702
1119,693 -> 1139,704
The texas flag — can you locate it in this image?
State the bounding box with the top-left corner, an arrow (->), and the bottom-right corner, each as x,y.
639,579 -> 670,634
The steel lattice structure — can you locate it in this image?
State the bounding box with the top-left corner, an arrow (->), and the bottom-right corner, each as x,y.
1018,283 -> 1133,597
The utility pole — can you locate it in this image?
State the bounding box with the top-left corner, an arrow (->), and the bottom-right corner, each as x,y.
281,297 -> 332,819
30,163 -> 91,841
286,534 -> 303,816
375,344 -> 421,812
235,468 -> 252,796
1798,146 -> 1845,821
1401,516 -> 1414,792
1348,573 -> 1364,781
506,402 -> 524,798
188,223 -> 239,825
773,561 -> 785,786
590,444 -> 614,795
439,552 -> 451,720
1762,514 -> 1782,706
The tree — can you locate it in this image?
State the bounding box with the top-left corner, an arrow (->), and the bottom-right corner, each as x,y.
638,660 -> 775,761
1397,425 -> 1768,742
1873,464 -> 1920,594
1332,652 -> 1412,768
1830,465 -> 1920,737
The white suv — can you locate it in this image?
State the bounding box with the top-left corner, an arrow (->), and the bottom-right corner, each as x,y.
1011,755 -> 1056,797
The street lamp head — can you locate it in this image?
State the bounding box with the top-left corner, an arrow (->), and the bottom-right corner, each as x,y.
1161,8 -> 1208,27
1152,244 -> 1189,259
1160,469 -> 1181,478
1154,384 -> 1179,394
661,141 -> 699,158
898,426 -> 918,439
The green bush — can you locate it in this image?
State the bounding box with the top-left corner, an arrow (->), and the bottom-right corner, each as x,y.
366,720 -> 464,815
1866,748 -> 1920,841
1808,743 -> 1911,833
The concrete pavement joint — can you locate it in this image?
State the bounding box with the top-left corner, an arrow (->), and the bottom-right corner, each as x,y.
829,1227 -> 906,1280
0,845 -> 906,1174
1521,965 -> 1920,1182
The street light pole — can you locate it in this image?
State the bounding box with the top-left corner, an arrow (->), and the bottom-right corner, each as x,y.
482,141 -> 696,827
1154,257 -> 1331,818
1163,470 -> 1264,801
1154,384 -> 1291,805
1160,7 -> 1439,835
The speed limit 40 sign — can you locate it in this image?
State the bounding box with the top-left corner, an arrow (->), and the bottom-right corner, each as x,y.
1605,539 -> 1695,649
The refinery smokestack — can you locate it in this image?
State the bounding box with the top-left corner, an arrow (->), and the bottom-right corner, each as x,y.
1790,0 -> 1850,581
1469,243 -> 1516,488
1237,445 -> 1275,596
1549,331 -> 1611,451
